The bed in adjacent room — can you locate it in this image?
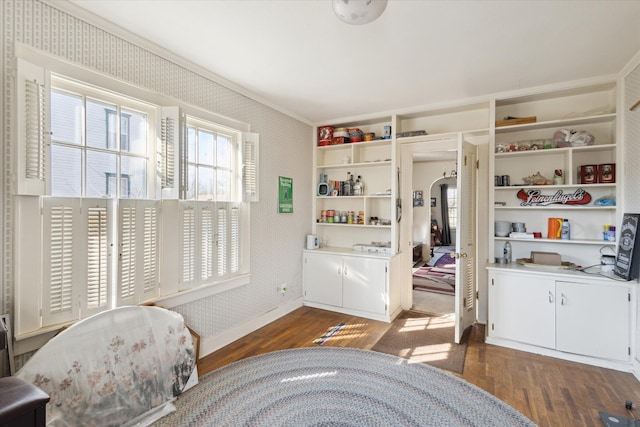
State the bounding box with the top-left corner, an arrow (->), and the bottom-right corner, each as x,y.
413,246 -> 456,295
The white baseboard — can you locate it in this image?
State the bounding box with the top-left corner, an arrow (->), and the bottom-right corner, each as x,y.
199,298 -> 304,359
486,336 -> 634,373
633,357 -> 640,382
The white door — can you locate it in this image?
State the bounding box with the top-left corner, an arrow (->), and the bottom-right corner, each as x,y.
303,252 -> 343,307
342,256 -> 387,315
454,139 -> 477,343
488,271 -> 556,348
556,281 -> 630,361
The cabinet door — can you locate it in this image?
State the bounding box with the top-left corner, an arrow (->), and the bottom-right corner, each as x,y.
489,272 -> 555,349
342,256 -> 387,315
303,253 -> 343,307
556,281 -> 629,361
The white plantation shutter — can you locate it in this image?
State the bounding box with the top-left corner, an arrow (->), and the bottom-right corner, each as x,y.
201,206 -> 214,281
142,205 -> 159,298
243,132 -> 259,202
118,200 -> 160,305
217,206 -> 228,277
230,206 -> 240,273
119,204 -> 136,303
16,59 -> 49,195
42,199 -> 80,326
181,203 -> 197,289
160,107 -> 185,198
85,203 -> 109,316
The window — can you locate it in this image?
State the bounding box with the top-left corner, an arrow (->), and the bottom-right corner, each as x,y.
50,78 -> 152,199
186,118 -> 239,202
178,116 -> 247,290
14,59 -> 253,337
447,187 -> 458,228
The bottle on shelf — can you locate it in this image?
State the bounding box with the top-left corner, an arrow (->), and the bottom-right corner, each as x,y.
349,174 -> 355,196
344,172 -> 352,196
561,219 -> 570,240
503,241 -> 512,263
353,176 -> 362,196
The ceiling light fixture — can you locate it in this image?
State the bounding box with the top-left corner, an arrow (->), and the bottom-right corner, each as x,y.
332,0 -> 388,25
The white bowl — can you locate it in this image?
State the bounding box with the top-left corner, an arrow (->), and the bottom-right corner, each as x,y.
495,221 -> 511,237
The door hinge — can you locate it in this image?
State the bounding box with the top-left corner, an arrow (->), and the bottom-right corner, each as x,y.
491,323 -> 494,331
476,159 -> 479,169
629,347 -> 631,356
385,266 -> 388,273
629,293 -> 631,302
491,278 -> 494,286
463,297 -> 467,308
476,291 -> 479,299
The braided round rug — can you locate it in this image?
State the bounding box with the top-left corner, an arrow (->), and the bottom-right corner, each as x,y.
153,347 -> 535,426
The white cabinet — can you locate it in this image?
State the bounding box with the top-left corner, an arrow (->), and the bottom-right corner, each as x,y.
303,252 -> 343,308
488,267 -> 632,364
555,280 -> 630,361
489,273 -> 555,348
303,250 -> 397,321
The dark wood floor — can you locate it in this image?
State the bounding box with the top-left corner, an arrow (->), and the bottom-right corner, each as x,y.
199,306 -> 640,427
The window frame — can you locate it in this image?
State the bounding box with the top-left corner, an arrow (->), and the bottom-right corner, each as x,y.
185,116 -> 242,203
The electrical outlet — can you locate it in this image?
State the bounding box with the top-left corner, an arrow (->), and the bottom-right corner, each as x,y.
278,283 -> 287,294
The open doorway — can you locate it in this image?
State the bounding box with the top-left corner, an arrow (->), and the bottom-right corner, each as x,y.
411,156 -> 458,316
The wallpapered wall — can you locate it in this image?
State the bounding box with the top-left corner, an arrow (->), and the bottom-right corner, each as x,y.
624,61 -> 640,365
1,0 -> 312,364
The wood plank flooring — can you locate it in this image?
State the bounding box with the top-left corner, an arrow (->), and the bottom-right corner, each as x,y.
199,306 -> 640,426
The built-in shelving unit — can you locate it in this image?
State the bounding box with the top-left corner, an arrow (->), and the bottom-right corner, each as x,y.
312,116 -> 396,251
490,80 -> 619,267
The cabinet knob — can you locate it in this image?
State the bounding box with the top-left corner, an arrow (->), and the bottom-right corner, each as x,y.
561,293 -> 567,305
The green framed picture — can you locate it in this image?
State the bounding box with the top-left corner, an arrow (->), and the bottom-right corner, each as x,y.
278,176 -> 293,213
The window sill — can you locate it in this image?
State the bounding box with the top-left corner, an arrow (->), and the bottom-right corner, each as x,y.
152,274 -> 251,308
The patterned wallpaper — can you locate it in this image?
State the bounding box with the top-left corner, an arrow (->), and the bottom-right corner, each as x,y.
624,62 -> 640,365
1,0 -> 313,355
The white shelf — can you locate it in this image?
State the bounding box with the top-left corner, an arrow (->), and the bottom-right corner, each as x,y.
494,113 -> 616,134
494,206 -> 616,211
494,183 -> 616,190
317,223 -> 392,229
318,160 -> 392,169
317,139 -> 391,151
316,194 -> 392,200
495,143 -> 616,159
494,236 -> 617,246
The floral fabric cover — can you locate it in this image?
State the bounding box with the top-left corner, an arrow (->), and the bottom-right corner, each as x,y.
16,306 -> 197,426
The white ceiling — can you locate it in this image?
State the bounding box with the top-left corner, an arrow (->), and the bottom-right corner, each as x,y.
67,0 -> 640,125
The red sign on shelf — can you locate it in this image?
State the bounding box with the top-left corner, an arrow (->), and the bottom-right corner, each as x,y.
516,188 -> 592,206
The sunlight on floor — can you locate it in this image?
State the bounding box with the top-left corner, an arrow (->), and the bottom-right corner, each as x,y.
313,323 -> 370,344
401,344 -> 454,363
399,316 -> 454,333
